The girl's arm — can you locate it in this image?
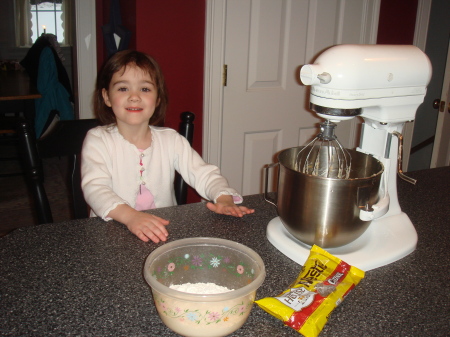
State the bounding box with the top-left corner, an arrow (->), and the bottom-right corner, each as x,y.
171,133 -> 254,216
173,133 -> 243,203
81,130 -> 127,219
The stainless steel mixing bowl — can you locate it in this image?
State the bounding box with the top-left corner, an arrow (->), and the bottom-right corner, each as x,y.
264,147 -> 384,248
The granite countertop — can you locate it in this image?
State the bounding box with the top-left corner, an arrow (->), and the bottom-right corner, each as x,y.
0,167 -> 449,336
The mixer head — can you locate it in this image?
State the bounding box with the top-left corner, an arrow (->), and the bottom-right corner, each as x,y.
300,44 -> 432,124
295,120 -> 351,179
299,44 -> 432,183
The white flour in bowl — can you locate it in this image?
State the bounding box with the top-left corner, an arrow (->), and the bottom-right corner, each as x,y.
170,282 -> 234,294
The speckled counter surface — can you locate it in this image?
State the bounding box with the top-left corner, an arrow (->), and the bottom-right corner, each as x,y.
1,167 -> 449,336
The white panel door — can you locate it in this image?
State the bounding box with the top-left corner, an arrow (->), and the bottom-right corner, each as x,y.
204,0 -> 380,195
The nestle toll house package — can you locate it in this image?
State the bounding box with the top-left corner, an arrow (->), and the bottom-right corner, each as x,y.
255,245 -> 365,337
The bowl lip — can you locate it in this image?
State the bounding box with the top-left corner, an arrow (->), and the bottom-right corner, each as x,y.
144,237 -> 266,302
278,146 -> 385,181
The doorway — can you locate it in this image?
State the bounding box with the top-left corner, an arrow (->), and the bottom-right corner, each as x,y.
408,0 -> 450,170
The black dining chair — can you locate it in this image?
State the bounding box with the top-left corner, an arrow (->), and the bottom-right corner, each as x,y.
175,111 -> 195,205
18,112 -> 195,225
0,116 -> 24,177
18,118 -> 99,224
0,102 -> 38,177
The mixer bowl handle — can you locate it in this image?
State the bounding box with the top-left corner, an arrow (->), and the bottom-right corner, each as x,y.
359,194 -> 390,221
263,163 -> 278,208
359,170 -> 390,221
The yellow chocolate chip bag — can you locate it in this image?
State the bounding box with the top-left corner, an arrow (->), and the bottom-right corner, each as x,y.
255,245 -> 365,337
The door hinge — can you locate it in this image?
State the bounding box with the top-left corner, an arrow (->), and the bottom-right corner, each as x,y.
223,64 -> 228,86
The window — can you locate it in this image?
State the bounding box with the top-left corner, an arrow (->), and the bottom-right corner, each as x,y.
30,1 -> 63,42
15,0 -> 73,47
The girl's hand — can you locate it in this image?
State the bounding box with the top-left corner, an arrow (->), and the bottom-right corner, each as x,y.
125,212 -> 170,243
108,204 -> 169,243
206,195 -> 255,217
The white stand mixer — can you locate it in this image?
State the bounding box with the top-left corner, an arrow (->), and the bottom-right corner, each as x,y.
267,45 -> 432,271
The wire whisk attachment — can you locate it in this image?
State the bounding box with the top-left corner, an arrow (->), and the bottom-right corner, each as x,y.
295,121 -> 352,179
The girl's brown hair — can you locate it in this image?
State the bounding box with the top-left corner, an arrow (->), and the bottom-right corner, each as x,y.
94,50 -> 168,126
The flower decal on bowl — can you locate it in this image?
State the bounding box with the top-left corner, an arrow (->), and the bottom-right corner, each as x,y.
210,257 -> 221,268
186,312 -> 198,321
167,263 -> 175,272
208,312 -> 221,321
191,255 -> 203,266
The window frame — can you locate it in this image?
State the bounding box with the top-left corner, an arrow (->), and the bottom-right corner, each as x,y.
15,0 -> 72,47
30,1 -> 63,38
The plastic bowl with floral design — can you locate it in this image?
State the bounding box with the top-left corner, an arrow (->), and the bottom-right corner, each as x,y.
144,237 -> 266,337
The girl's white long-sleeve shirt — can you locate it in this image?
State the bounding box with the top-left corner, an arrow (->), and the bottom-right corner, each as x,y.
81,125 -> 242,220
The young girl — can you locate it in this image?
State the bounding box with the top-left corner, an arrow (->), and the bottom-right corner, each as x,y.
81,50 -> 254,243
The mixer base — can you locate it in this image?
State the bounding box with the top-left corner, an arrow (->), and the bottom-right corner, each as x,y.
267,213 -> 417,271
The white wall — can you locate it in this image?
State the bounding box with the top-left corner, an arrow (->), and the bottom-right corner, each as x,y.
74,0 -> 97,119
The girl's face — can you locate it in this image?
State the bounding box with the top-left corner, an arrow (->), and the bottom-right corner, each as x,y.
102,65 -> 159,128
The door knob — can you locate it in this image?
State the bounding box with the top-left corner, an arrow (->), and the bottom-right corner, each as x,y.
432,99 -> 440,109
433,99 -> 449,113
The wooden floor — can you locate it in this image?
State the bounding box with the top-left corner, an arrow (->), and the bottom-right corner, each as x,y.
0,141 -> 71,237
